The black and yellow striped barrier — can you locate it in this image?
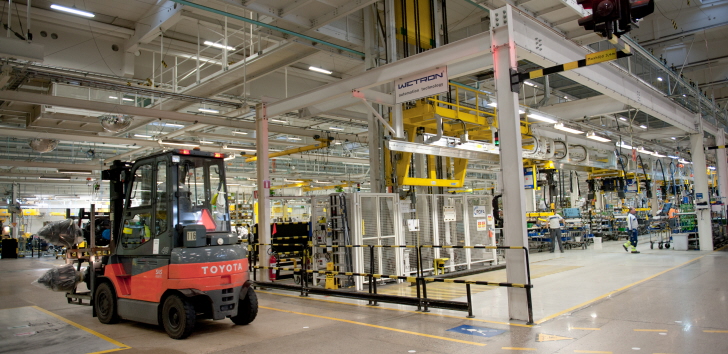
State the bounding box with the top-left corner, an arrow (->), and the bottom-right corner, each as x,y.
518,48 -> 630,82
706,145 -> 726,150
271,236 -> 309,240
252,266 -> 532,289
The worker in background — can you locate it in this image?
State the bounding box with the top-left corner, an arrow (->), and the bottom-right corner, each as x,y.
668,206 -> 677,230
623,208 -> 640,254
547,213 -> 564,253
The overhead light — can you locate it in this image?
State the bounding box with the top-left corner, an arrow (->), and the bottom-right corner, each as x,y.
678,158 -> 691,164
487,102 -> 497,107
163,123 -> 185,128
50,4 -> 95,18
308,66 -> 333,75
639,125 -> 647,129
223,144 -> 256,152
657,77 -> 663,82
57,170 -> 93,175
618,117 -> 628,121
203,40 -> 235,51
619,141 -> 633,149
671,137 -> 677,140
343,162 -> 369,166
270,119 -> 287,123
315,180 -> 331,184
553,123 -> 584,134
637,147 -> 652,155
134,134 -> 152,138
39,176 -> 71,181
329,127 -> 344,131
527,114 -> 557,124
159,140 -> 199,148
198,108 -> 220,114
288,137 -> 302,141
285,179 -> 304,183
199,140 -> 215,144
668,155 -> 680,159
334,141 -> 342,145
709,166 -> 716,170
518,109 -> 525,114
122,97 -> 134,102
524,81 -> 537,87
586,131 -> 611,142
682,94 -> 687,97
232,131 -> 248,135
109,96 -> 118,99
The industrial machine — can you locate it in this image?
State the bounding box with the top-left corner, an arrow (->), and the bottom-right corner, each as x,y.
77,149 -> 257,339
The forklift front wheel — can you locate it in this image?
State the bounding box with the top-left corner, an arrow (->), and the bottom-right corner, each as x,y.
162,295 -> 197,339
95,282 -> 120,324
231,287 -> 258,325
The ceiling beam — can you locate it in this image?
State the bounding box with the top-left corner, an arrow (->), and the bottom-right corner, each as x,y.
125,0 -> 186,53
0,159 -> 101,170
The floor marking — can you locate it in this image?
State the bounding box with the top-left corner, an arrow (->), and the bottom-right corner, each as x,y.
634,329 -> 667,332
537,333 -> 573,342
574,351 -> 612,354
535,251 -> 714,324
571,327 -> 600,330
502,347 -> 536,351
257,290 -> 534,328
31,306 -> 130,353
703,330 -> 728,333
260,305 -> 486,346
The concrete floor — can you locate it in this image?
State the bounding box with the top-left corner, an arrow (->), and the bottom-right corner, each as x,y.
2,237 -> 727,354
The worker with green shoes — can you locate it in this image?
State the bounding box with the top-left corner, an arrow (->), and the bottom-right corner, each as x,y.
623,208 -> 640,254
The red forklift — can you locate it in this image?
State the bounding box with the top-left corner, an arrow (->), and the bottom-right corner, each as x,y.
77,149 -> 257,339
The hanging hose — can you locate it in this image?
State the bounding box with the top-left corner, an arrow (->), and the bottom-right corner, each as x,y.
637,155 -> 652,198
569,144 -> 588,163
553,140 -> 568,159
669,161 -> 679,198
655,159 -> 668,201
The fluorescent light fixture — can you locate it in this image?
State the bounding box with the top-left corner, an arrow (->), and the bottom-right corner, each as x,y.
203,40 -> 235,51
343,162 -> 369,166
709,166 -> 716,170
57,170 -> 93,175
122,97 -> 134,102
619,141 -> 633,149
668,155 -> 680,159
553,123 -> 584,134
524,81 -> 537,87
39,176 -> 71,181
285,179 -> 304,183
671,137 -> 676,140
163,123 -> 185,128
232,131 -> 248,135
657,77 -> 663,82
50,4 -> 94,17
109,96 -> 118,99
527,114 -> 557,124
637,147 -> 652,155
334,142 -> 342,145
270,118 -> 287,123
159,140 -> 199,148
619,116 -> 628,121
487,102 -> 497,107
134,134 -> 152,138
198,108 -> 220,114
329,127 -> 344,131
678,158 -> 691,164
308,66 -> 333,75
639,125 -> 647,129
223,144 -> 256,152
519,109 -> 525,114
288,137 -> 302,140
682,94 -> 687,97
314,180 -> 331,184
586,131 -> 611,142
199,140 -> 215,144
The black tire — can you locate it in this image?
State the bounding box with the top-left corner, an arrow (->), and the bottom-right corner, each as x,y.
659,243 -> 664,249
162,295 -> 196,339
95,282 -> 120,324
665,243 -> 670,249
231,287 -> 258,325
650,242 -> 654,249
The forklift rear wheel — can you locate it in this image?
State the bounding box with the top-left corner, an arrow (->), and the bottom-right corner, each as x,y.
231,287 -> 258,325
659,243 -> 664,249
665,243 -> 670,249
162,295 -> 196,339
95,282 -> 120,324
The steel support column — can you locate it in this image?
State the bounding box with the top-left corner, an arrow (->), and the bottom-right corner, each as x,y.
716,133 -> 728,206
256,103 -> 272,281
368,110 -> 384,193
491,5 -> 530,322
11,183 -> 18,239
689,133 -> 714,251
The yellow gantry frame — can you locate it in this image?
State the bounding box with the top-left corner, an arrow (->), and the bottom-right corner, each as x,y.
245,138 -> 332,163
387,82 -> 535,188
303,182 -> 356,192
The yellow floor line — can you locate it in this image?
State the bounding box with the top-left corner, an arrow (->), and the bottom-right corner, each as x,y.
703,330 -> 728,333
634,329 -> 667,332
257,290 -> 533,328
534,249 -> 721,324
571,327 -> 600,330
574,351 -> 612,354
31,306 -> 130,353
260,305 -> 486,346
502,347 -> 536,351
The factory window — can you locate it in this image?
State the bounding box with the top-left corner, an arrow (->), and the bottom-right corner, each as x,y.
155,161 -> 168,235
129,164 -> 153,208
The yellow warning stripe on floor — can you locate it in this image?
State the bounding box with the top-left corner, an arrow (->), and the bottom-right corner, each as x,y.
703,330 -> 728,333
574,351 -> 612,354
31,306 -> 130,353
261,306 -> 486,346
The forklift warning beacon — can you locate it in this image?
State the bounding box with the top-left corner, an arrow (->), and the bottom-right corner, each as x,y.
88,149 -> 256,339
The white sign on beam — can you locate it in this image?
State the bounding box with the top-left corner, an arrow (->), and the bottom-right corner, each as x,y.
394,67 -> 448,104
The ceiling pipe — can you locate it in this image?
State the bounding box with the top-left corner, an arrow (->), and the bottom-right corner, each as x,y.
169,0 -> 365,58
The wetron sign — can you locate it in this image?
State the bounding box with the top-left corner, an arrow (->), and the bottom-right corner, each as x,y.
394,67 -> 448,104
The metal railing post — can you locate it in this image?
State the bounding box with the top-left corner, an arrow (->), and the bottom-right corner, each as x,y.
466,284 -> 474,318
523,248 -> 534,325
